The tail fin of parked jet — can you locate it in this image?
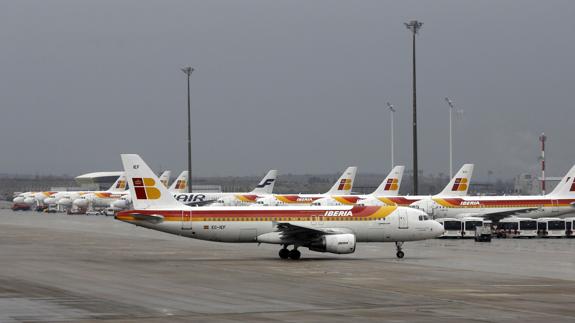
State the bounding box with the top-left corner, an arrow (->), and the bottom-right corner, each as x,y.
169,171 -> 189,193
371,166 -> 405,196
106,173 -> 127,192
121,154 -> 186,210
250,170 -> 278,194
158,170 -> 171,188
325,166 -> 358,195
436,164 -> 474,197
547,164 -> 575,197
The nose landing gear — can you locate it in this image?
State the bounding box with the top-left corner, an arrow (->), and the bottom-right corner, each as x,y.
395,241 -> 404,259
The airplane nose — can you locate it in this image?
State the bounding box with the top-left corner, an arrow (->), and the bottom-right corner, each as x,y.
431,220 -> 445,238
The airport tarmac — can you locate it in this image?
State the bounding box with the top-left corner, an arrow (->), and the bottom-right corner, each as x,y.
1,210 -> 574,322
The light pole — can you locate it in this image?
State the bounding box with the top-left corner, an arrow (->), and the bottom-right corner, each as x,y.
181,67 -> 194,194
387,102 -> 396,168
445,97 -> 455,178
539,133 -> 546,195
405,20 -> 423,195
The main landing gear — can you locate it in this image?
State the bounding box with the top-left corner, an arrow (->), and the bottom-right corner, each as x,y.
395,241 -> 405,259
279,245 -> 301,260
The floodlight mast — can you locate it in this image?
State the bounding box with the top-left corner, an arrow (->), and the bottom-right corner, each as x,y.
405,20 -> 423,195
387,102 -> 396,168
445,97 -> 455,178
181,67 -> 194,194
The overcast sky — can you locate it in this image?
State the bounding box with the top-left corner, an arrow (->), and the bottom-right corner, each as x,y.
1,0 -> 574,179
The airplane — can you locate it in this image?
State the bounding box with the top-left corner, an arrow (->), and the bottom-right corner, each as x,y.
41,174 -> 129,210
310,166 -> 405,206
72,170 -> 171,210
115,154 -> 443,259
255,167 -> 357,206
410,164 -> 575,221
112,169 -> 277,209
13,191 -> 55,208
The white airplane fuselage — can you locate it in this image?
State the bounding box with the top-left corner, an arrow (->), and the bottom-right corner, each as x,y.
116,205 -> 443,243
411,196 -> 575,219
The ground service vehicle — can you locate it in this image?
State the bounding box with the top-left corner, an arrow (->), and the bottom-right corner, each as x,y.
437,218 -> 462,238
537,218 -> 566,238
497,217 -> 538,238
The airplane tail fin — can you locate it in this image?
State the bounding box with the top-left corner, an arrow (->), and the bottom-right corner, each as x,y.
371,166 -> 405,196
169,171 -> 189,193
158,170 -> 171,188
106,173 -> 127,192
437,164 -> 474,196
121,154 -> 187,210
547,164 -> 575,197
325,166 -> 358,195
250,170 -> 278,194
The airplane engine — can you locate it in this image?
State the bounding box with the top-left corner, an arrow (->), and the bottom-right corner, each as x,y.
23,197 -> 36,205
73,198 -> 89,208
58,198 -> 73,207
44,197 -> 57,205
308,233 -> 356,254
112,198 -> 130,209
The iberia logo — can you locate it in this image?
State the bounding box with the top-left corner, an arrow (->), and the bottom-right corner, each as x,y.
452,178 -> 468,191
132,178 -> 161,200
175,180 -> 187,190
116,180 -> 126,189
570,178 -> 575,192
338,179 -> 353,190
384,178 -> 399,191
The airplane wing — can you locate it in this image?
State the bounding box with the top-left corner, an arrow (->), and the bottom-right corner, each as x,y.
131,213 -> 164,224
459,208 -> 539,222
272,222 -> 352,244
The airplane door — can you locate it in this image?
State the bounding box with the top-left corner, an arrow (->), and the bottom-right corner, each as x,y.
552,200 -> 559,213
181,210 -> 192,230
398,211 -> 409,229
311,216 -> 323,226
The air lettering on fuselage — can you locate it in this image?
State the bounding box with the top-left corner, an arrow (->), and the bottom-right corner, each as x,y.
174,194 -> 206,203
